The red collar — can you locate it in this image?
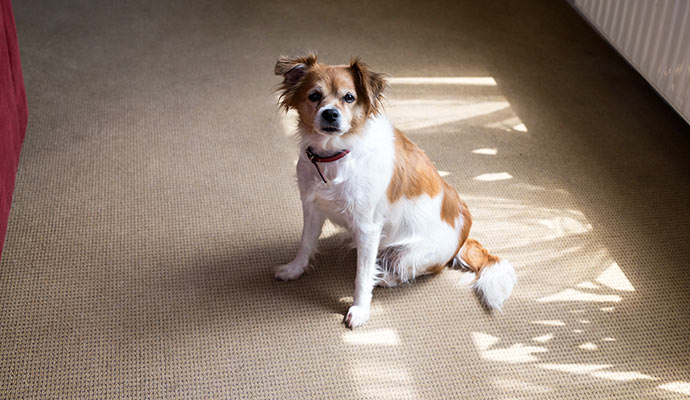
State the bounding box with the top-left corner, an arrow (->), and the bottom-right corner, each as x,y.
305,146 -> 350,183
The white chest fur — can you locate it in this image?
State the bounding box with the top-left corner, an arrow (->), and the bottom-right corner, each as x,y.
296,116 -> 396,229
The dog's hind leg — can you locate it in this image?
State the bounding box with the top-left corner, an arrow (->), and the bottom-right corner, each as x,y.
376,269 -> 402,287
379,239 -> 453,284
375,245 -> 404,287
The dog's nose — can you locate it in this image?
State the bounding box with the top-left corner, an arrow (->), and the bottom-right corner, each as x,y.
322,108 -> 340,123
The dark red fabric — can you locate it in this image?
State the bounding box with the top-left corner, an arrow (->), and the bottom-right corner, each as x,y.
0,0 -> 27,260
305,147 -> 350,163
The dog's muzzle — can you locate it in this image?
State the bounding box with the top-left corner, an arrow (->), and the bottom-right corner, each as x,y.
320,108 -> 341,133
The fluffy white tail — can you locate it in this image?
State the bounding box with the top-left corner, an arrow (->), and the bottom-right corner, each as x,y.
457,239 -> 517,311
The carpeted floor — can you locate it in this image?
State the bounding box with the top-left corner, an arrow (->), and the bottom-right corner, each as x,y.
2,0 -> 690,398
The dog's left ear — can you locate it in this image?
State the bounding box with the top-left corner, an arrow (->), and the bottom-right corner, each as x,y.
349,58 -> 386,115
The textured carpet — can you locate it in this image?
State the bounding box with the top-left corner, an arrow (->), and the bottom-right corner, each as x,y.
2,0 -> 690,398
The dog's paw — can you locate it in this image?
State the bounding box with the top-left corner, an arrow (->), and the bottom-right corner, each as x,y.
345,305 -> 370,328
274,263 -> 306,281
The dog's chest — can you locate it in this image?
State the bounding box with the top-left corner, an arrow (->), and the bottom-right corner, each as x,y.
311,161 -> 368,211
298,116 -> 397,225
301,152 -> 390,226
312,186 -> 351,227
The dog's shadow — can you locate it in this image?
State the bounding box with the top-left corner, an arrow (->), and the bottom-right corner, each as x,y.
170,232 -> 356,323
169,231 -> 446,330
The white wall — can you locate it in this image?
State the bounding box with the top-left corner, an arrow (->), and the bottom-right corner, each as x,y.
570,0 -> 690,124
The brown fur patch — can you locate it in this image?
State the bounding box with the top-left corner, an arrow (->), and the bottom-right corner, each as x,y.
460,238 -> 499,275
387,129 -> 442,203
459,200 -> 472,246
440,201 -> 472,269
441,181 -> 461,228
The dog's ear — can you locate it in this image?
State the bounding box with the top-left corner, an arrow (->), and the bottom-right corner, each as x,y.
349,57 -> 386,115
274,53 -> 318,110
275,54 -> 317,84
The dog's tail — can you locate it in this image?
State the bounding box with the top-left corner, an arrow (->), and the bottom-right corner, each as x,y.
455,238 -> 516,311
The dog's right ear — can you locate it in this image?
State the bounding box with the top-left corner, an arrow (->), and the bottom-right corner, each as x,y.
274,54 -> 317,87
274,54 -> 318,111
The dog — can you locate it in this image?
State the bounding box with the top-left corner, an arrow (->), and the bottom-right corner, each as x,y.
273,54 -> 516,328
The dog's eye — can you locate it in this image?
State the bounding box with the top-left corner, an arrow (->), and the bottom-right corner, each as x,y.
308,92 -> 322,102
344,93 -> 355,103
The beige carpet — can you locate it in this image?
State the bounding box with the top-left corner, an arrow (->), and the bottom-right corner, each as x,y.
2,0 -> 690,398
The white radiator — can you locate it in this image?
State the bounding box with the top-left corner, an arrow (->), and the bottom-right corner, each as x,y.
569,0 -> 690,124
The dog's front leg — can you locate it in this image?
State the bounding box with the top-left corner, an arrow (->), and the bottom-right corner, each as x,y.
345,222 -> 382,328
275,204 -> 325,281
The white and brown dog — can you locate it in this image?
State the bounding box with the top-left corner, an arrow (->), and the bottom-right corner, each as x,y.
274,54 -> 516,328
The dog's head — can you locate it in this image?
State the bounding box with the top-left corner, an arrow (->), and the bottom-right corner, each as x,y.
275,53 -> 386,136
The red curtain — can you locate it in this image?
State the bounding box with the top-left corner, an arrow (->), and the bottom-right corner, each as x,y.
0,0 -> 27,260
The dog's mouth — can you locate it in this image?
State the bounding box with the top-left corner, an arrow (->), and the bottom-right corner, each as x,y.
314,115 -> 346,135
317,125 -> 343,135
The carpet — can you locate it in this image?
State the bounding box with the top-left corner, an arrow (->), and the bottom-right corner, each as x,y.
2,0 -> 689,398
